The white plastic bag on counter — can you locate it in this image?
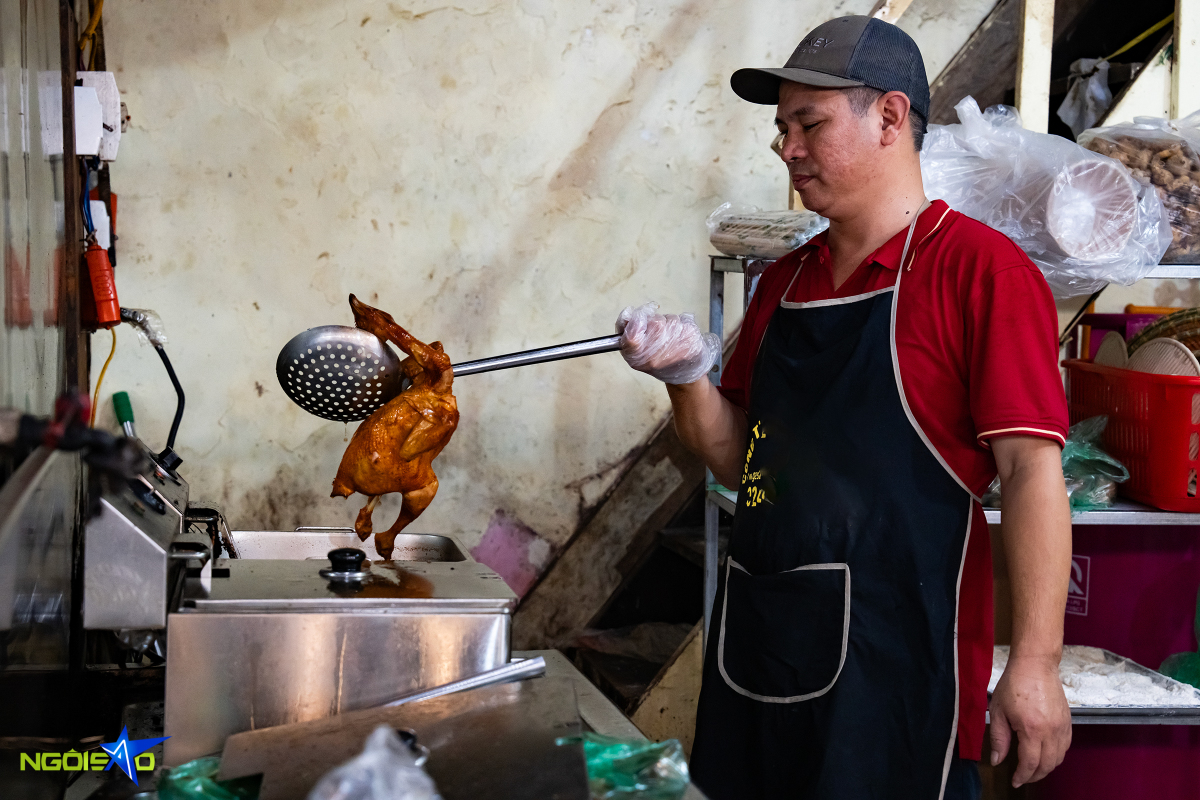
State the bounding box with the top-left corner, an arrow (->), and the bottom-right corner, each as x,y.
1079,111 -> 1200,263
307,725 -> 443,800
921,96 -> 1171,298
706,202 -> 828,259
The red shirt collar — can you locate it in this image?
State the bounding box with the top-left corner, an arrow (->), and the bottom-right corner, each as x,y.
799,199 -> 952,271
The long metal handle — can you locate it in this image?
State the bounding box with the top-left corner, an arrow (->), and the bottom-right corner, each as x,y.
367,656 -> 547,711
452,335 -> 622,377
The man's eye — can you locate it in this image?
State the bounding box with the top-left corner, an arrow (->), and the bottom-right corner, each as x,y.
803,122 -> 819,131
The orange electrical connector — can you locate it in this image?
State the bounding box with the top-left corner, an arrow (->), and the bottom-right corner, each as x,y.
85,242 -> 120,328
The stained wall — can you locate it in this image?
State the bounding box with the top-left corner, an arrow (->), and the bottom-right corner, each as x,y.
96,0 -> 993,548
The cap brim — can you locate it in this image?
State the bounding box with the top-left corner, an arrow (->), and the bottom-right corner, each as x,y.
731,67 -> 864,105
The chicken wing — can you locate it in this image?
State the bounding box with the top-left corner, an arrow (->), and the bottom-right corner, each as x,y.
330,295 -> 459,558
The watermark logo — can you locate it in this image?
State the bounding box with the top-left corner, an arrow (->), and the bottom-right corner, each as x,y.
20,727 -> 169,786
1066,555 -> 1090,616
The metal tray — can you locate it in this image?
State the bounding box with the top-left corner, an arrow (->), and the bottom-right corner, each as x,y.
228,528 -> 468,562
990,646 -> 1200,725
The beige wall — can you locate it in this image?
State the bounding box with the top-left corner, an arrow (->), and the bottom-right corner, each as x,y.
96,0 -> 992,547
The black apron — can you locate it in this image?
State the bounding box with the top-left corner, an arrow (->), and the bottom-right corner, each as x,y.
691,218 -> 976,800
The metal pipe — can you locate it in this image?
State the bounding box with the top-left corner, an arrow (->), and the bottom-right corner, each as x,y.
451,335 -> 622,377
365,656 -> 547,711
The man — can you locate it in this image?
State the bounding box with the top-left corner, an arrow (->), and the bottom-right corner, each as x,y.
616,15 -> 1073,800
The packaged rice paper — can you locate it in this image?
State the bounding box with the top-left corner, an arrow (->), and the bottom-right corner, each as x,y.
707,202 -> 829,259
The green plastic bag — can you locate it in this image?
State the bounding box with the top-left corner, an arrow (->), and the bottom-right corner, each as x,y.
1160,585 -> 1200,690
157,756 -> 261,800
556,733 -> 689,800
1060,416 -> 1129,512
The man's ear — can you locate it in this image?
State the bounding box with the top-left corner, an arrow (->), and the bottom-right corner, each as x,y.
878,91 -> 910,147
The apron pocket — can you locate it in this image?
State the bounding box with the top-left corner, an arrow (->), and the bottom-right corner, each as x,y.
717,558 -> 850,703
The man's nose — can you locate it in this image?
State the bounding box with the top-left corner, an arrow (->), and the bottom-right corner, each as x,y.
779,133 -> 806,162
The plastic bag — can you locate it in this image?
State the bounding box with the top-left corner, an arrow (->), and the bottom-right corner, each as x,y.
158,756 -> 261,800
1061,416 -> 1129,511
921,97 -> 1171,298
1079,110 -> 1200,263
119,307 -> 168,347
616,302 -> 720,385
981,416 -> 1129,512
706,202 -> 828,259
307,725 -> 442,800
556,733 -> 689,800
1056,59 -> 1113,138
1160,585 -> 1200,689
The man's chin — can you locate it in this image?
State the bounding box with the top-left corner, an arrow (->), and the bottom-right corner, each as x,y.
794,188 -> 830,215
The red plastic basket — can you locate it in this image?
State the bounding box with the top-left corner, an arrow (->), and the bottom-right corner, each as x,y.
1064,359 -> 1200,511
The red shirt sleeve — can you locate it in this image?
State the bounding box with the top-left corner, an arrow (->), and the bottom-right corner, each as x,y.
967,262 -> 1068,447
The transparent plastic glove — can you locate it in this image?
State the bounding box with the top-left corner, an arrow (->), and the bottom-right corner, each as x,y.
616,302 -> 720,385
307,725 -> 442,800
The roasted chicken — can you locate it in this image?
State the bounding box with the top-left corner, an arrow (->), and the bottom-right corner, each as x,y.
331,295 -> 459,558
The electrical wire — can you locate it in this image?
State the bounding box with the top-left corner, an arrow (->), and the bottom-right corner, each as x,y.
81,161 -> 95,237
78,0 -> 105,70
90,328 -> 117,427
1105,13 -> 1173,61
1059,287 -> 1107,348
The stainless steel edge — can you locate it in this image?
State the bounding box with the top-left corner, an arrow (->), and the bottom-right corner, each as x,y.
377,656 -> 546,709
182,598 -> 515,613
983,500 -> 1200,526
451,335 -> 622,376
83,498 -> 171,630
1145,265 -> 1200,280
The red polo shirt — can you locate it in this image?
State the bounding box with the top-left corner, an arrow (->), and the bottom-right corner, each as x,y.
718,199 -> 1068,760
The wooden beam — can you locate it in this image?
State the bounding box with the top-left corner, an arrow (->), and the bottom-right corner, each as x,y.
629,623 -> 704,757
870,0 -> 917,24
1172,0 -> 1200,117
511,419 -> 705,649
1015,0 -> 1055,132
928,0 -> 1021,124
1104,33 -> 1172,123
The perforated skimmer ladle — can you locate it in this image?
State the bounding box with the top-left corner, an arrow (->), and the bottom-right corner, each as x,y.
277,326 -> 621,422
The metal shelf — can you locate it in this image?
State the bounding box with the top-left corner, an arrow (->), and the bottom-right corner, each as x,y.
713,489 -> 1200,526
984,500 -> 1200,526
713,255 -> 1200,282
1145,265 -> 1200,280
983,707 -> 1200,726
707,487 -> 737,516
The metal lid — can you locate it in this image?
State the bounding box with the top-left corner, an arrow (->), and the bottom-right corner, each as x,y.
180,559 -> 516,613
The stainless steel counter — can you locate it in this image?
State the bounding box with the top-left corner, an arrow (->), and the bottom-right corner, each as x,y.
516,650 -> 710,800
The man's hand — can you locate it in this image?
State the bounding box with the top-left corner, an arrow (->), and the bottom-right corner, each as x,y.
615,302 -> 746,487
990,435 -> 1074,787
989,654 -> 1071,786
616,302 -> 720,386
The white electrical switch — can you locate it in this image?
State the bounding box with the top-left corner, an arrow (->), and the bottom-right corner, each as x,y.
89,200 -> 111,249
77,72 -> 122,161
74,86 -> 103,156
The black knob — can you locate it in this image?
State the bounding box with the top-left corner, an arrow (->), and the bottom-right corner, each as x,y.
328,548 -> 366,573
156,446 -> 183,472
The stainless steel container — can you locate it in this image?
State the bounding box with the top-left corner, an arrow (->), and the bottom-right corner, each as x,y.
163,552 -> 516,765
83,457 -> 198,630
227,528 -> 468,562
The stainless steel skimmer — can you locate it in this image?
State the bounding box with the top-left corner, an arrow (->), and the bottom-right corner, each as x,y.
277,327 -> 620,422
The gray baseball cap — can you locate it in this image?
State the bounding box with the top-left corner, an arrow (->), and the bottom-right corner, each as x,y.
731,15 -> 930,119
